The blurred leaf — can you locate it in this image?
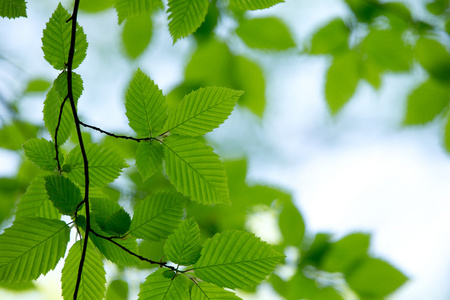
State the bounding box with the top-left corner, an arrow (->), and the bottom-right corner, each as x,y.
426,0 -> 448,15
300,233 -> 332,267
91,196 -> 130,235
415,37 -> 450,82
380,2 -> 412,30
278,200 -> 304,247
444,113 -> 450,153
25,78 -> 51,93
106,279 -> 128,300
344,0 -> 381,23
325,51 -> 360,114
0,0 -> 27,18
138,240 -> 166,268
228,0 -> 284,11
404,79 -> 450,125
346,258 -> 408,298
122,14 -> 153,59
0,281 -> 36,291
115,0 -> 163,24
0,122 -> 38,151
446,19 -> 450,35
194,0 -> 219,41
236,17 -> 295,50
79,0 -> 114,13
361,57 -> 382,89
102,135 -> 138,159
310,18 -> 349,55
167,0 -> 209,42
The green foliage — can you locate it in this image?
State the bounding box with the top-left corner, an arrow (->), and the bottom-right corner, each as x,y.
0,0 -> 26,18
228,0 -> 284,11
44,174 -> 82,215
167,0 -> 209,42
309,18 -> 349,55
115,0 -> 163,24
190,282 -> 242,300
105,279 -> 129,300
25,78 -> 52,93
164,218 -> 202,265
138,268 -> 189,300
22,138 -> 62,171
415,37 -> 450,83
122,14 -> 153,59
136,140 -> 163,180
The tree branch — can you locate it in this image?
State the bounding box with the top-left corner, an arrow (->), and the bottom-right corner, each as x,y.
79,120 -> 156,142
54,94 -> 68,172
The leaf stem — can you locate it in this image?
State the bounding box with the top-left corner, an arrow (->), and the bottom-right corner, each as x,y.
54,94 -> 68,172
79,120 -> 157,142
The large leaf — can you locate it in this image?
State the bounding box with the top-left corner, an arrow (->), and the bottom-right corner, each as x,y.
41,3 -> 88,70
136,140 -> 163,181
415,37 -> 450,82
236,17 -> 295,50
0,218 -> 70,282
190,282 -> 242,300
115,0 -> 163,24
162,136 -> 229,205
138,268 -> 189,300
61,240 -> 106,300
193,230 -> 284,289
166,87 -> 242,136
167,0 -> 209,42
122,14 -> 153,59
125,69 -> 167,137
164,218 -> 202,265
129,192 -> 187,242
0,0 -> 27,18
310,18 -> 349,55
22,138 -> 62,171
45,174 -> 83,215
228,0 -> 284,11
64,143 -> 128,187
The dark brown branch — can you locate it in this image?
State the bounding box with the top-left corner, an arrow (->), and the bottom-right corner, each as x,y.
54,94 -> 68,172
79,120 -> 156,142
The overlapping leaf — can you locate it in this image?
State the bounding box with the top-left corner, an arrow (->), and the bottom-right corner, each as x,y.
228,0 -> 284,11
42,3 -> 88,70
163,136 -> 229,204
61,240 -> 106,300
0,218 -> 70,282
115,0 -> 163,24
194,230 -> 284,289
0,0 -> 27,18
165,87 -> 243,136
190,282 -> 242,300
89,233 -> 140,267
129,192 -> 187,241
64,143 -> 128,187
136,140 -> 163,181
44,175 -> 82,216
167,0 -> 209,42
91,197 -> 131,235
164,218 -> 202,265
138,268 -> 189,300
310,18 -> 350,55
22,138 -> 61,171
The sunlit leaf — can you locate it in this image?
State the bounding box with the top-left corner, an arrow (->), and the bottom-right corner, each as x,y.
115,0 -> 163,24
136,140 -> 163,181
45,174 -> 82,215
415,37 -> 450,82
309,18 -> 349,55
190,282 -> 242,300
23,138 -> 61,171
138,268 -> 189,300
167,0 -> 209,42
25,78 -> 52,93
164,218 -> 202,265
229,0 -> 284,11
0,0 -> 27,18
106,279 -> 129,300
91,197 -> 131,236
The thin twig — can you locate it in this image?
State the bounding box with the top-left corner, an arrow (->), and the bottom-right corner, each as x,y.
79,120 -> 156,142
54,94 -> 68,171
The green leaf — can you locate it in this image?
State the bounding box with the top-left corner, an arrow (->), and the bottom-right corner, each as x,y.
80,0 -> 114,13
0,0 -> 26,18
346,258 -> 408,298
136,140 -> 163,181
166,87 -> 243,136
190,282 -> 242,300
325,51 -> 360,114
91,197 -> 131,235
43,72 -> 83,145
106,209 -> 131,235
106,279 -> 129,300
126,69 -> 167,137
309,18 -> 349,55
16,176 -> 60,219
164,218 -> 202,265
194,230 -> 284,289
41,3 -> 88,70
415,37 -> 450,82
278,200 -> 305,247
0,218 -> 70,282
236,17 -> 295,50
90,232 -> 141,267
25,78 -> 52,93
163,136 -> 229,205
167,0 -> 209,43
65,143 -> 128,187
122,14 -> 153,59
138,269 -> 190,300
0,121 -> 39,150
44,174 -> 82,215
426,0 -> 448,15
129,192 -> 187,241
344,0 -> 380,23
115,0 -> 163,24
61,240 -> 106,300
22,138 -> 61,171
229,0 -> 284,11
444,113 -> 450,153
403,79 -> 450,125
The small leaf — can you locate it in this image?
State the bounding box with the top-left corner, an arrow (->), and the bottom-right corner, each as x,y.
0,0 -> 27,18
164,218 -> 202,265
129,192 -> 187,242
191,282 -> 242,300
61,240 -> 106,300
0,218 -> 70,282
122,14 -> 153,59
236,17 -> 295,50
310,18 -> 349,55
115,0 -> 163,24
42,3 -> 88,70
126,69 -> 167,137
166,87 -> 243,136
23,138 -> 61,171
138,269 -> 189,300
136,140 -> 163,181
229,0 -> 284,11
44,174 -> 82,215
194,230 -> 284,289
167,0 -> 210,42
163,136 -> 230,205
25,78 -> 51,93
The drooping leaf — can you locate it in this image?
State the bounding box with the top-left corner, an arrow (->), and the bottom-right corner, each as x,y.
61,240 -> 106,300
126,69 -> 167,137
138,269 -> 190,300
163,136 -> 230,205
129,192 -> 187,242
0,218 -> 70,282
166,87 -> 243,136
136,140 -> 163,181
22,138 -> 61,171
115,0 -> 163,24
190,282 -> 242,300
415,37 -> 450,82
122,14 -> 153,59
16,176 -> 60,219
194,230 -> 284,289
228,0 -> 284,11
64,143 -> 129,187
236,17 -> 295,50
325,51 -> 360,114
106,279 -> 129,300
0,0 -> 27,18
44,174 -> 82,215
403,79 -> 450,125
41,3 -> 88,70
164,218 -> 202,265
167,0 -> 209,43
309,18 -> 349,55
